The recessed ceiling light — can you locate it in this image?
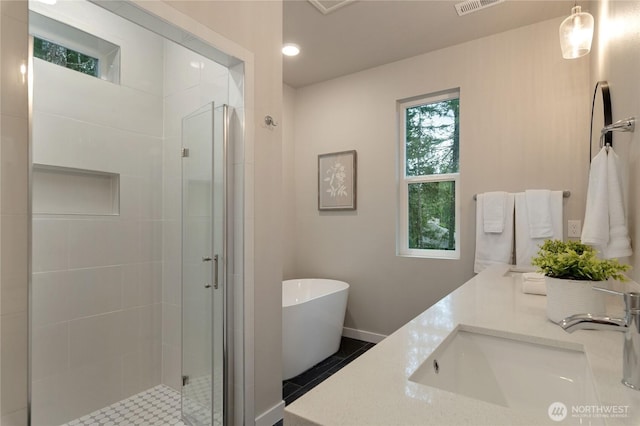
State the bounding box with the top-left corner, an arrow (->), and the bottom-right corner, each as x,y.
282,43 -> 300,57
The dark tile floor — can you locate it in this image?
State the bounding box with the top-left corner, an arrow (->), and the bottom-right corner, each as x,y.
282,336 -> 375,407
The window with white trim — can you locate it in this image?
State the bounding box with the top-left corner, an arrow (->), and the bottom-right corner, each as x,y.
30,11 -> 121,84
398,90 -> 460,259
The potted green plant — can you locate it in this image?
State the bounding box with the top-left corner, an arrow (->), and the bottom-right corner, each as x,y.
531,240 -> 630,323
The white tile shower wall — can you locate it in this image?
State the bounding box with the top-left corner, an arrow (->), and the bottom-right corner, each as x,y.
29,0 -> 164,98
30,1 -> 165,423
161,38 -> 229,391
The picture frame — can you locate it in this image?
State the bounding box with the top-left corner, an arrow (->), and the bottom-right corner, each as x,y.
318,150 -> 357,211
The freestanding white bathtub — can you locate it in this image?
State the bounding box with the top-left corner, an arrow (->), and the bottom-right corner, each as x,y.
282,278 -> 349,380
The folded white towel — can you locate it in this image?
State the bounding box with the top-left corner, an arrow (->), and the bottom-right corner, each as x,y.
515,191 -> 563,267
483,191 -> 507,233
522,272 -> 546,281
605,148 -> 632,258
474,193 -> 515,273
581,147 -> 609,247
525,190 -> 553,238
521,273 -> 547,295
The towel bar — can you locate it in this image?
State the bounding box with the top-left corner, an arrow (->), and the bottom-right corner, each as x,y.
473,191 -> 571,200
601,117 -> 636,135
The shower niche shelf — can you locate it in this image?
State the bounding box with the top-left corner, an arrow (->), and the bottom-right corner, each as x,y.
33,164 -> 120,216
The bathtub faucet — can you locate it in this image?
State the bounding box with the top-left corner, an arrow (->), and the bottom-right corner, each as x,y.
560,288 -> 640,390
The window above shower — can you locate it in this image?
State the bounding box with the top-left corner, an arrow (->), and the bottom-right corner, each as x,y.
33,37 -> 99,78
29,11 -> 121,83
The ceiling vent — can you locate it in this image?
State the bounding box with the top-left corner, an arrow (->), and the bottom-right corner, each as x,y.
308,0 -> 357,15
454,0 -> 505,16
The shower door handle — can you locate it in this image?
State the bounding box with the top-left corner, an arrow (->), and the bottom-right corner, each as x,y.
202,256 -> 213,289
213,254 -> 219,289
201,255 -> 219,289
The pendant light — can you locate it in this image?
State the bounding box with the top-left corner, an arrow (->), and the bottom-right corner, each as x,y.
559,4 -> 594,59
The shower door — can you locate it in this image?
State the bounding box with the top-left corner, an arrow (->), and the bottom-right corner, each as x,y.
181,103 -> 227,426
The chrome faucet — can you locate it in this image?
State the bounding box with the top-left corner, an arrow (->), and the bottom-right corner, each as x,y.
560,288 -> 640,391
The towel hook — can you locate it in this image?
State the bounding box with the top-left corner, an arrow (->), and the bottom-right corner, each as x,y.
264,115 -> 278,127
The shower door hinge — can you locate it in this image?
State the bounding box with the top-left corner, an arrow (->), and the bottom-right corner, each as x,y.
182,375 -> 190,386
181,148 -> 189,158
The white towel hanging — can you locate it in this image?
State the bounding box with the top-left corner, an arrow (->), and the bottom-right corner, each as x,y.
483,191 -> 507,233
581,147 -> 609,247
604,147 -> 632,258
474,193 -> 515,273
525,190 -> 553,238
515,191 -> 563,267
582,146 -> 632,259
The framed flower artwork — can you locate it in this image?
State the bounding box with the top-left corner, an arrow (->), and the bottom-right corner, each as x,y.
318,150 -> 357,210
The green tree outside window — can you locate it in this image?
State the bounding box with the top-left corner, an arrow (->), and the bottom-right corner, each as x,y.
34,37 -> 99,78
405,98 -> 459,251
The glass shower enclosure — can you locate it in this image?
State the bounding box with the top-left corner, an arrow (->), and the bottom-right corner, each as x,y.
28,0 -> 244,425
181,103 -> 229,426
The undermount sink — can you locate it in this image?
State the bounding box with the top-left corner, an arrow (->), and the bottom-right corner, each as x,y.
409,325 -> 602,424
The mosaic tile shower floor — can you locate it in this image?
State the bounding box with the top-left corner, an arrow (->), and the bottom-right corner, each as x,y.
60,385 -> 183,426
60,383 -> 218,426
58,338 -> 371,425
182,375 -> 219,426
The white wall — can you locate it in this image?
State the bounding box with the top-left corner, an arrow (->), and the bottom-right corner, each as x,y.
283,84 -> 296,278
29,1 -> 164,423
287,17 -> 591,336
0,1 -> 29,424
591,1 -> 640,282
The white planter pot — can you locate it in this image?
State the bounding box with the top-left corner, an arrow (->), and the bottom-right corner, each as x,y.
545,277 -> 607,324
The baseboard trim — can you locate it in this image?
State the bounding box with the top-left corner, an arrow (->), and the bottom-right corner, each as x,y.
342,327 -> 387,344
255,400 -> 285,426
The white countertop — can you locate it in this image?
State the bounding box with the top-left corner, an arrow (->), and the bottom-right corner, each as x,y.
284,265 -> 640,425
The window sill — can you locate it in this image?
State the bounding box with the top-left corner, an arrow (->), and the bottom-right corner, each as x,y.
397,251 -> 460,260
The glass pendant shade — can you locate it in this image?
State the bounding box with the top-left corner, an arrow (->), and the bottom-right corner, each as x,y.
559,5 -> 594,59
